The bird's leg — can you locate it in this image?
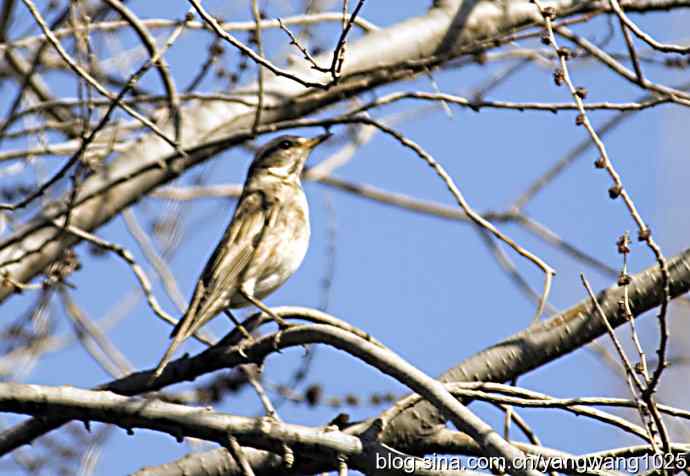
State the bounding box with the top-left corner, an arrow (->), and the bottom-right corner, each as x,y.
223,309 -> 254,341
238,289 -> 293,350
238,289 -> 291,329
223,309 -> 254,358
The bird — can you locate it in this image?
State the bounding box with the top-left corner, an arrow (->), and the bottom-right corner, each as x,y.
152,133 -> 332,378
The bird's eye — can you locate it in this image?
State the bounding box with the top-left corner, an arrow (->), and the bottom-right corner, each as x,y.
279,140 -> 293,150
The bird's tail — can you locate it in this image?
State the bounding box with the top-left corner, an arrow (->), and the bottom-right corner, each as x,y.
151,331 -> 186,379
151,289 -> 205,380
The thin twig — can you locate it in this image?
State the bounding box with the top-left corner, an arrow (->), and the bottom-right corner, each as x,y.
536,3 -> 671,449
53,220 -> 214,347
329,0 -> 365,81
187,0 -> 327,89
250,0 -> 264,133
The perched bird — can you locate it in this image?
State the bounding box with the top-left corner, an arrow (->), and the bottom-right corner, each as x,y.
153,133 -> 331,378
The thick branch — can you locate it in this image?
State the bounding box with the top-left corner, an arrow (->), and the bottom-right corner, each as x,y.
0,383 -> 364,466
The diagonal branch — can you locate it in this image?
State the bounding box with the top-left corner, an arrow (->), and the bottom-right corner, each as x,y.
380,247 -> 690,449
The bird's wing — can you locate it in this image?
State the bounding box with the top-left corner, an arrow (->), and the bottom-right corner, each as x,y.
152,190 -> 270,378
195,191 -> 277,325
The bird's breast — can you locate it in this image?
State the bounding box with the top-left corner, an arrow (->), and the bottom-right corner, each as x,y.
247,191 -> 310,302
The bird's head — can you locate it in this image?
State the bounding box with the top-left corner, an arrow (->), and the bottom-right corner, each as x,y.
248,133 -> 332,181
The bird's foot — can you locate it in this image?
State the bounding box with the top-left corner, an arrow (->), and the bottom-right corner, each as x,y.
237,338 -> 253,358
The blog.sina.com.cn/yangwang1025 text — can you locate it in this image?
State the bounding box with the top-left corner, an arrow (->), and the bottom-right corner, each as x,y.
375,452 -> 689,473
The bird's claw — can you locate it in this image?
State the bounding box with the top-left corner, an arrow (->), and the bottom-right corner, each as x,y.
272,331 -> 283,351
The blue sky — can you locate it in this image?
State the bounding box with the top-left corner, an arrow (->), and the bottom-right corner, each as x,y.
1,0 -> 690,474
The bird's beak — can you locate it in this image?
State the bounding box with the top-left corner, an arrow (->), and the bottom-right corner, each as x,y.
304,132 -> 333,149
